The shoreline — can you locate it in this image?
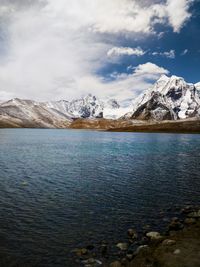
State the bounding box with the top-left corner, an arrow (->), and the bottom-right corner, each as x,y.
1,118 -> 200,134
73,205 -> 200,267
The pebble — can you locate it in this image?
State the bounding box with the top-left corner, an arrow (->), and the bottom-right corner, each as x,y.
173,249 -> 181,255
116,243 -> 128,251
73,248 -> 88,257
187,210 -> 200,218
162,239 -> 176,246
82,258 -> 102,266
168,220 -> 184,231
146,231 -> 162,240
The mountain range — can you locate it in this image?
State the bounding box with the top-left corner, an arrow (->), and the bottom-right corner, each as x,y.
0,75 -> 200,130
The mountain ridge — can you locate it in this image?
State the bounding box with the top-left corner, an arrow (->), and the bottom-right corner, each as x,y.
127,75 -> 200,121
0,75 -> 200,129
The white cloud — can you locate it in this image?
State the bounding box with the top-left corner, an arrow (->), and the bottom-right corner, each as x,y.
133,62 -> 169,76
107,47 -> 145,57
181,49 -> 188,55
152,49 -> 175,58
109,62 -> 170,103
166,0 -> 193,33
0,0 -> 193,102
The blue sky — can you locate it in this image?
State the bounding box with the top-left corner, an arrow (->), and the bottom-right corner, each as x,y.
0,0 -> 199,103
100,0 -> 200,84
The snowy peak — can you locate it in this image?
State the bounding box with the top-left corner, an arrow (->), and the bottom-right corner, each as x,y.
0,95 -> 124,123
130,75 -> 200,121
65,94 -> 123,119
1,98 -> 37,107
67,94 -> 104,118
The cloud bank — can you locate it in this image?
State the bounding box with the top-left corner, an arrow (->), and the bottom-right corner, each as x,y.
0,0 -> 194,102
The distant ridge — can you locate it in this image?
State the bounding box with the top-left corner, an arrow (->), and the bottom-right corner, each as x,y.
0,75 -> 200,129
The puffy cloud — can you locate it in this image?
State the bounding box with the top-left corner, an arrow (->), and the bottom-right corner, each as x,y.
133,62 -> 169,76
165,0 -> 193,33
107,47 -> 145,57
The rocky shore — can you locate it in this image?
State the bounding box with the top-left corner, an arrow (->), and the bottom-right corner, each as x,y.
1,116 -> 200,134
72,205 -> 200,267
70,118 -> 200,134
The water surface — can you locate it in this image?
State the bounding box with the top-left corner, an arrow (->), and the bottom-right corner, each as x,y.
0,129 -> 200,266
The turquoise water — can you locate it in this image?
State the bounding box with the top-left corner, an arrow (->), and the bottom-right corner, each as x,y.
0,129 -> 200,266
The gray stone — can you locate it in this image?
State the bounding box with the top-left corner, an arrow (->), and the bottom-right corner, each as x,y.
187,210 -> 200,218
127,228 -> 137,239
116,242 -> 128,251
135,245 -> 149,255
146,231 -> 162,240
173,249 -> 181,255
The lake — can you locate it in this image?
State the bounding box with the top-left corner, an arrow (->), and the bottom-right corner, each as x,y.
0,129 -> 200,266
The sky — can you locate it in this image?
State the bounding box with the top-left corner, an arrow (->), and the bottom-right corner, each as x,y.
0,0 -> 199,104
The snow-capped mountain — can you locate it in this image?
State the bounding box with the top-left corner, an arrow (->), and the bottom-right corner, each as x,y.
1,75 -> 200,128
0,98 -> 72,128
0,95 -> 126,127
128,75 -> 200,121
42,94 -> 127,119
67,94 -> 104,118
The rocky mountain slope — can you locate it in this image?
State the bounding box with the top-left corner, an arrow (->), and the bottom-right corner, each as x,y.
128,75 -> 200,121
0,98 -> 72,128
0,95 -> 127,128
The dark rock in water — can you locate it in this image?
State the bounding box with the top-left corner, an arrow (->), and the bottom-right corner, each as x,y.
171,217 -> 179,222
86,245 -> 95,251
110,261 -> 122,267
181,205 -> 194,214
168,218 -> 184,231
184,218 -> 196,225
128,238 -> 135,244
82,258 -> 102,266
162,217 -> 170,223
100,243 -> 108,257
127,228 -> 137,239
73,248 -> 88,257
187,210 -> 200,218
126,252 -> 134,261
140,236 -> 149,245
